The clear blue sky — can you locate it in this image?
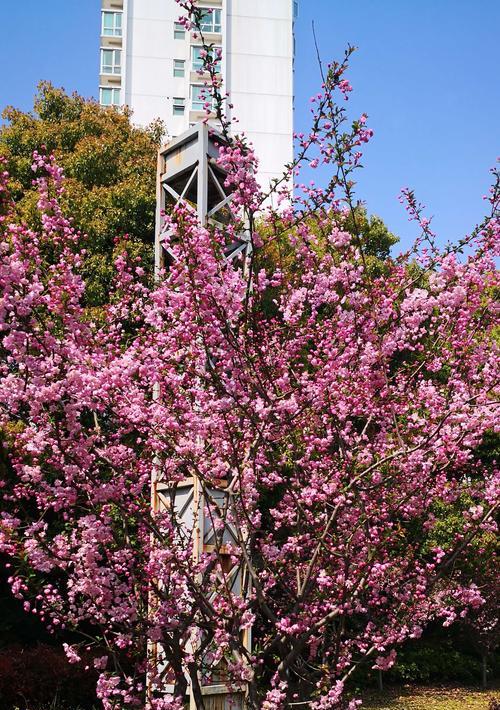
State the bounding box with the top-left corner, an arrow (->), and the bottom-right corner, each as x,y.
0,0 -> 498,250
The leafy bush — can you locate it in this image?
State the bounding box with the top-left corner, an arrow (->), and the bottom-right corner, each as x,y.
351,626 -> 500,690
388,644 -> 483,684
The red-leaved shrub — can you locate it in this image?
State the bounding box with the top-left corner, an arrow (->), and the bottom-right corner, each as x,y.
0,643 -> 97,709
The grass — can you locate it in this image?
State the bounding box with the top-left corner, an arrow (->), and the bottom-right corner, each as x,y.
11,687 -> 500,710
361,684 -> 500,709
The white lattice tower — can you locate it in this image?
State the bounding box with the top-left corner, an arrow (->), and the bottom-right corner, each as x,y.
152,123 -> 252,710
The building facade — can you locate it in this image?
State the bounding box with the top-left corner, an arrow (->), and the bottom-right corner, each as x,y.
99,0 -> 296,190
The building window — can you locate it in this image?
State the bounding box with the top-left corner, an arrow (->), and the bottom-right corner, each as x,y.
100,87 -> 121,106
191,85 -> 214,112
101,48 -> 121,75
173,97 -> 185,116
173,59 -> 185,78
192,46 -> 221,72
102,11 -> 122,37
191,47 -> 205,72
174,21 -> 185,39
198,8 -> 222,34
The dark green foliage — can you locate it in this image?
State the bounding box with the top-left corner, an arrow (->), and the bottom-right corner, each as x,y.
351,624 -> 500,690
0,82 -> 162,307
389,641 -> 484,685
342,208 -> 399,261
475,431 -> 500,468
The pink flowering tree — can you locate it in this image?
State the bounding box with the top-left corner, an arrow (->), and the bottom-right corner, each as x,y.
1,8 -> 499,707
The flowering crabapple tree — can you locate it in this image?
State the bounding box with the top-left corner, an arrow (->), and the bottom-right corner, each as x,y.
1,5 -> 500,708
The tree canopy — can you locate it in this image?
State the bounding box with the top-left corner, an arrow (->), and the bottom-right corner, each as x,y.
0,82 -> 162,307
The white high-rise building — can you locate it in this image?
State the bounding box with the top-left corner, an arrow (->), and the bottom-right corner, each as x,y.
99,0 -> 296,190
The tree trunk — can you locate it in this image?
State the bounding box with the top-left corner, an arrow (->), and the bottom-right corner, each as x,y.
482,653 -> 488,690
188,662 -> 206,709
377,669 -> 384,692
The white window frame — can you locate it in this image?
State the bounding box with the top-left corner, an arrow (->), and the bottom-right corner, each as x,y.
100,48 -> 121,75
173,59 -> 185,78
99,87 -> 121,107
174,21 -> 185,39
173,97 -> 186,116
198,8 -> 222,34
101,10 -> 122,37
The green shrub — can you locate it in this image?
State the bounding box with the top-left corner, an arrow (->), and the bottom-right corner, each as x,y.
388,643 -> 482,684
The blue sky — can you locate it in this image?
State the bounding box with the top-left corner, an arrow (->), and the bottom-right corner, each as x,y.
0,0 -> 498,250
